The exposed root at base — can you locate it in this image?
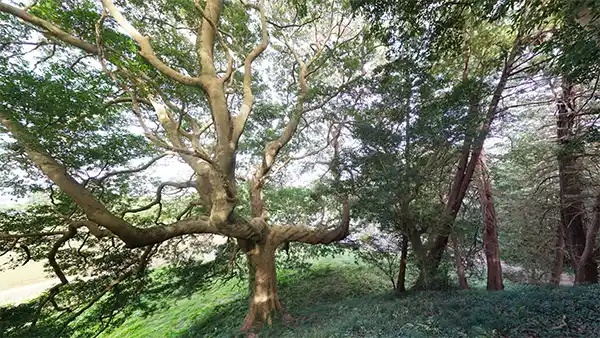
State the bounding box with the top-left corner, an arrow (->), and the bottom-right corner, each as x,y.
240,300 -> 284,332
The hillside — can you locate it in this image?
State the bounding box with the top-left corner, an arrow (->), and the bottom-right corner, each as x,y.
101,257 -> 600,338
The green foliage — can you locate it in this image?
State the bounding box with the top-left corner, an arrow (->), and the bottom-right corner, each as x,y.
0,243 -> 233,337
0,63 -> 152,196
352,0 -> 520,61
42,255 -> 600,338
492,132 -> 559,279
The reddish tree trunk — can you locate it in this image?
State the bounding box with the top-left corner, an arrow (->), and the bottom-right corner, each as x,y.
396,235 -> 409,293
477,152 -> 503,290
417,36 -> 521,290
241,241 -> 283,332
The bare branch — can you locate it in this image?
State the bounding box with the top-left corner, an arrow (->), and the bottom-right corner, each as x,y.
103,96 -> 153,107
0,231 -> 64,240
96,153 -> 172,184
122,181 -> 197,215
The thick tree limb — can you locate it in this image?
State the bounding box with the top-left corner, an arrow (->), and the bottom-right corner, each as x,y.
273,197 -> 350,244
231,0 -> 269,147
0,2 -> 99,54
194,0 -> 234,82
0,111 -> 260,247
194,0 -> 221,77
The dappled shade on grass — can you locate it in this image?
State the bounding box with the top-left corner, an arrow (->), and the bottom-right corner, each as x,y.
103,259 -> 600,338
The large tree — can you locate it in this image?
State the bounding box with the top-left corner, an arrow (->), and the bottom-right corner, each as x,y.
0,0 -> 371,331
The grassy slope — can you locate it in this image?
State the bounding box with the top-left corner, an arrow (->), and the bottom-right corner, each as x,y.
104,256 -> 600,338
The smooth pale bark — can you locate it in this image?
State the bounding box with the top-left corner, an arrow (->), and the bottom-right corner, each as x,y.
477,152 -> 503,290
0,2 -> 353,332
241,241 -> 282,332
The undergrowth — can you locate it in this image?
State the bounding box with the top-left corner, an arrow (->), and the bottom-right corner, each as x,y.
97,255 -> 600,338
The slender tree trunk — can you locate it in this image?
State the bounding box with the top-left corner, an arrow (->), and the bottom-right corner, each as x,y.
477,151 -> 503,290
396,235 -> 409,293
419,34 -> 522,289
241,241 -> 283,332
451,236 -> 470,290
550,223 -> 565,285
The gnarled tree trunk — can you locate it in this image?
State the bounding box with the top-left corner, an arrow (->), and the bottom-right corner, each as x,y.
477,151 -> 503,290
241,240 -> 283,332
412,235 -> 448,290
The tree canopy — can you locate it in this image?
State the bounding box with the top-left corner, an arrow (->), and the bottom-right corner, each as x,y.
1,0 -> 600,336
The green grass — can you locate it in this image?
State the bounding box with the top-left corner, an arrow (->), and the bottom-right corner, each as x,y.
102,256 -> 600,338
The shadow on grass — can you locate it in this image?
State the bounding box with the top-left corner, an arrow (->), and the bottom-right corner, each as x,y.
179,262 -> 391,337
178,263 -> 600,338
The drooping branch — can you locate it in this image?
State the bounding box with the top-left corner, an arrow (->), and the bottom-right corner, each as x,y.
123,181 -> 197,215
0,2 -> 99,54
47,225 -> 79,284
0,111 -> 260,247
57,245 -> 154,334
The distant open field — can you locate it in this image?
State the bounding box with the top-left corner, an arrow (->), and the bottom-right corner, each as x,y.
0,235 -> 228,306
0,256 -> 57,306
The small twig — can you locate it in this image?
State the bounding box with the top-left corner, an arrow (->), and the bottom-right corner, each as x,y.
551,315 -> 568,330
